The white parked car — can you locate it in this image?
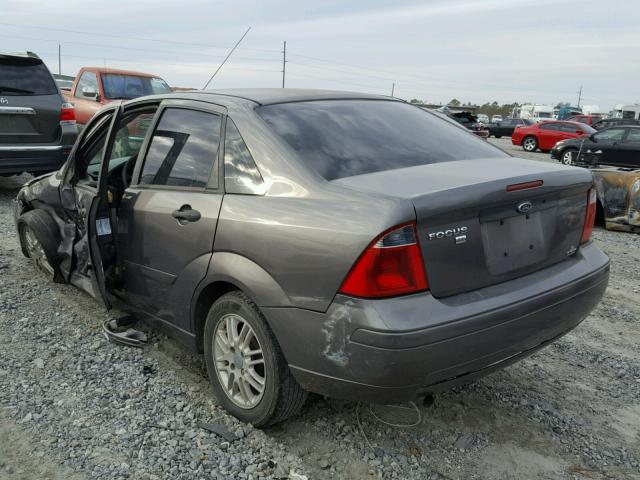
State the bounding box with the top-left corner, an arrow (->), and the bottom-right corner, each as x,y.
477,114 -> 489,124
491,115 -> 503,123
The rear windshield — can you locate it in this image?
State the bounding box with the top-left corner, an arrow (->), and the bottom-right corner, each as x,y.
102,74 -> 171,99
0,57 -> 57,95
257,100 -> 506,180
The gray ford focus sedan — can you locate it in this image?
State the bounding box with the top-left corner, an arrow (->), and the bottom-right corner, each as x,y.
14,89 -> 609,426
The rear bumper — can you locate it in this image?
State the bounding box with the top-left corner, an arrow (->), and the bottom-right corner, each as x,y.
264,242 -> 609,403
0,124 -> 76,176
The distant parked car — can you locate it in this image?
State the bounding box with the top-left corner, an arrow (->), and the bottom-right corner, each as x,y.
592,118 -> 640,130
486,118 -> 534,138
476,113 -> 489,124
450,112 -> 489,138
551,126 -> 640,167
0,51 -> 77,176
512,121 -> 595,152
491,114 -> 503,122
567,114 -> 602,126
62,67 -> 172,126
54,78 -> 74,90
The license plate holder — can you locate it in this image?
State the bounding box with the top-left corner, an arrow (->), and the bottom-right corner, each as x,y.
481,212 -> 548,275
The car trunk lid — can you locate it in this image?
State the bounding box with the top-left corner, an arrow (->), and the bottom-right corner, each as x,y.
335,157 -> 593,298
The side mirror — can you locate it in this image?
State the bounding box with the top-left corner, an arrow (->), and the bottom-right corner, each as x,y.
81,86 -> 98,100
590,135 -> 597,143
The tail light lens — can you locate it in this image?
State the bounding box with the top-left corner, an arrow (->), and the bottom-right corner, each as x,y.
339,222 -> 429,298
580,187 -> 597,244
60,102 -> 76,124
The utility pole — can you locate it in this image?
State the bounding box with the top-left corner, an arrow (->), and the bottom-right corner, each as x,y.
282,41 -> 286,88
391,82 -> 395,97
203,27 -> 252,89
577,85 -> 583,108
58,44 -> 61,75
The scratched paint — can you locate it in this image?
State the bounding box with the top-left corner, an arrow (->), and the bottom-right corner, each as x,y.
321,300 -> 355,367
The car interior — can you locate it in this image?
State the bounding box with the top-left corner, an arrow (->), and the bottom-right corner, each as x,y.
75,106 -> 158,208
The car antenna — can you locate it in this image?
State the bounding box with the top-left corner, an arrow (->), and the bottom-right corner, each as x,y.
202,27 -> 251,89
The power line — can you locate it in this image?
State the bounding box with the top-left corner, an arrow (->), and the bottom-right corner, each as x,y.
286,72 -> 389,92
0,33 -> 280,63
287,51 -> 587,97
36,52 -> 280,74
0,21 -> 280,54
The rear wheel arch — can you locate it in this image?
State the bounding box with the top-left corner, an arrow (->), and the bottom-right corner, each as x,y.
193,280 -> 240,353
191,252 -> 292,352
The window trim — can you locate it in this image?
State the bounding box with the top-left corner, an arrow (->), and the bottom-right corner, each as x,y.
131,99 -> 226,193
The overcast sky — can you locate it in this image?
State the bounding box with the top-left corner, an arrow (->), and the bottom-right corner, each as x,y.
2,0 -> 638,110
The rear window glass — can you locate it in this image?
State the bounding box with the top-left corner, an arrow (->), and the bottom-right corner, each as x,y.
256,100 -> 506,180
0,57 -> 57,95
102,74 -> 172,100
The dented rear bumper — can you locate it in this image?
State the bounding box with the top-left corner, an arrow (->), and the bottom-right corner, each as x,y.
264,242 -> 609,403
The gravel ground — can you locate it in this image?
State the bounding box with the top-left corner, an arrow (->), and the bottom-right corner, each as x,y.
1,146 -> 639,479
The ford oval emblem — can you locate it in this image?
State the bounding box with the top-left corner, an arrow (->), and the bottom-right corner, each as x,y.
517,201 -> 533,214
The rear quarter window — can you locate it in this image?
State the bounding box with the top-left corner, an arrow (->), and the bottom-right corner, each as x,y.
0,57 -> 57,95
256,100 -> 506,180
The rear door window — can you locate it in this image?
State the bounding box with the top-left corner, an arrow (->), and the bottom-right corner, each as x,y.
540,123 -> 561,131
594,128 -> 626,142
0,56 -> 57,95
257,100 -> 506,181
139,108 -> 221,188
624,129 -> 640,143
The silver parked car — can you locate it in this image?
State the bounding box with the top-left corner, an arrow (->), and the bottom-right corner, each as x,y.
14,89 -> 609,426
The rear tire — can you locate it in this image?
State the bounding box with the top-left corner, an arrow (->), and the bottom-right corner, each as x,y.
561,148 -> 577,165
203,291 -> 307,427
18,209 -> 62,281
522,136 -> 538,152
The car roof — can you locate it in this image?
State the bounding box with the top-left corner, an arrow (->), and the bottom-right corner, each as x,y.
82,66 -> 164,78
156,88 -> 397,107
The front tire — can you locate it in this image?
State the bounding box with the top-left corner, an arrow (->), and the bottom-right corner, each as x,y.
204,291 -> 307,427
522,136 -> 538,152
561,148 -> 577,165
18,209 -> 62,281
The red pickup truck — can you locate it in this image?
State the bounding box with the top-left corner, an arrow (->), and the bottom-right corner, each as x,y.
61,67 -> 172,126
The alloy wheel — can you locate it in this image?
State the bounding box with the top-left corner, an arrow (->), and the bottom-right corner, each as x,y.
523,138 -> 536,151
562,151 -> 574,165
23,226 -> 54,276
213,313 -> 266,409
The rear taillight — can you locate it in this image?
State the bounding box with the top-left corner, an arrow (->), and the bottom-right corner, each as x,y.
580,187 -> 597,244
60,102 -> 76,124
339,222 -> 429,298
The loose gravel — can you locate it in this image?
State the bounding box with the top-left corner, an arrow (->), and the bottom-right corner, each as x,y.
1,145 -> 639,479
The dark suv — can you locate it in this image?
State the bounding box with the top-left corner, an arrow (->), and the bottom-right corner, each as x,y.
0,51 -> 77,176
